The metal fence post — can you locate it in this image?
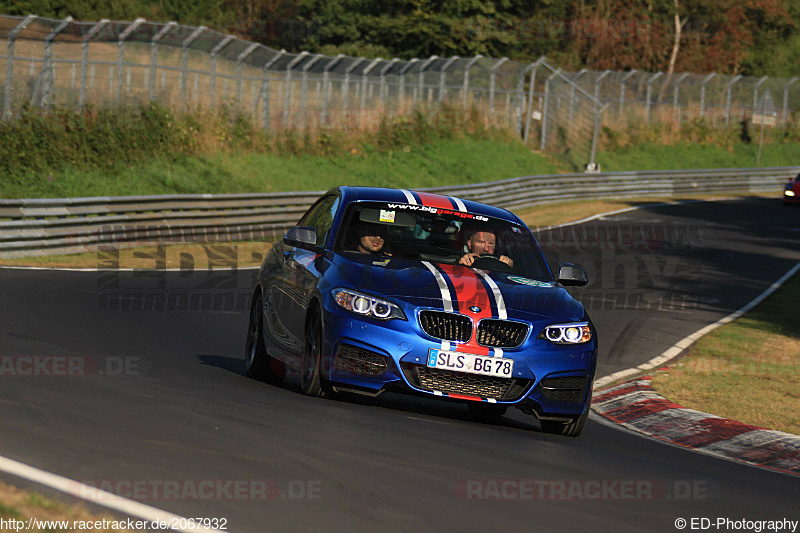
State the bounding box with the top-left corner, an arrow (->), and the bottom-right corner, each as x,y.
300,54 -> 323,126
341,57 -> 365,117
725,75 -> 742,126
117,18 -> 145,105
594,70 -> 611,103
523,58 -> 543,143
33,16 -> 72,108
753,76 -> 768,115
645,72 -> 663,125
489,57 -> 508,117
259,51 -> 284,130
379,58 -> 398,105
3,15 -> 37,121
782,77 -> 798,125
398,59 -> 417,109
417,56 -> 438,107
283,51 -> 309,127
590,104 -> 609,167
320,54 -> 343,126
672,72 -> 689,124
149,22 -> 176,102
79,19 -> 109,110
360,58 -> 382,127
209,36 -> 235,108
179,25 -> 205,105
438,56 -> 459,103
462,55 -> 481,110
757,90 -> 771,165
569,69 -> 588,124
619,70 -> 636,116
235,43 -> 259,104
541,68 -> 561,151
700,72 -> 715,120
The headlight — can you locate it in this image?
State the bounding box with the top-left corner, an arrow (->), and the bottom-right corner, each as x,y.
332,289 -> 406,321
785,190 -> 796,197
540,322 -> 592,344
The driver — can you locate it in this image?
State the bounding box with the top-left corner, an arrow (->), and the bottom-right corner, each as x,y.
458,229 -> 513,267
356,223 -> 391,256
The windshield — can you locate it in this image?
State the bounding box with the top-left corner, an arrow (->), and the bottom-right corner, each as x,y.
335,201 -> 552,280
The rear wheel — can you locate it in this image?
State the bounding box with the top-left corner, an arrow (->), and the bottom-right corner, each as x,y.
301,314 -> 327,397
244,292 -> 284,382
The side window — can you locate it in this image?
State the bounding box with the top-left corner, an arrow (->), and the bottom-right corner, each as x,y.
297,195 -> 340,246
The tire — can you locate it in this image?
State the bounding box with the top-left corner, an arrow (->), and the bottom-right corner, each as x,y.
301,313 -> 327,397
467,402 -> 508,420
539,408 -> 589,437
244,291 -> 284,382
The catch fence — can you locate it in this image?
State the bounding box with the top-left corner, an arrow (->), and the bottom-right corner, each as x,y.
1,14 -> 798,170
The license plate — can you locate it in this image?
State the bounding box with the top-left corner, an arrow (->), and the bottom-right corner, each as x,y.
427,349 -> 513,378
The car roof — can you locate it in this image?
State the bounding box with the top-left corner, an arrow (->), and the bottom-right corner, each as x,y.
335,186 -> 520,223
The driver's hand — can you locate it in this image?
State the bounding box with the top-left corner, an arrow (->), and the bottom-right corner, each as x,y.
458,253 -> 479,266
499,255 -> 513,267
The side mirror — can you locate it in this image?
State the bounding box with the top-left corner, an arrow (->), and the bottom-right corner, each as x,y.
284,226 -> 317,247
558,262 -> 588,286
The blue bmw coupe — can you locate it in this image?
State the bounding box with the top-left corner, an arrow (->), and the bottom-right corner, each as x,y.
245,186 -> 597,436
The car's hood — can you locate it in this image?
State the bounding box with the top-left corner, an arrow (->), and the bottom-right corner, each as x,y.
330,255 -> 585,322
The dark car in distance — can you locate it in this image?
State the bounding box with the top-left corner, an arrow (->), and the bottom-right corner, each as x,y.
784,172 -> 800,206
245,187 -> 598,436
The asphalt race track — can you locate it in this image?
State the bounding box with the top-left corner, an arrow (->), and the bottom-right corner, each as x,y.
1,197 -> 799,532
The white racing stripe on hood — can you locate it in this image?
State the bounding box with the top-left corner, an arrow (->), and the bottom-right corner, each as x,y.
474,268 -> 507,320
400,189 -> 417,204
422,261 -> 453,313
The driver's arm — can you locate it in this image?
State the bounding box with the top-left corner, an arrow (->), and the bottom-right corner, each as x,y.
458,253 -> 479,266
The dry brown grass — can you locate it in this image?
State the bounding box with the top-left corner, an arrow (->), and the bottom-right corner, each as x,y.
652,274 -> 800,435
0,480 -> 130,532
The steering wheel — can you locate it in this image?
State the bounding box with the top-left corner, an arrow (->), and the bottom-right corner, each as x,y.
470,254 -> 512,272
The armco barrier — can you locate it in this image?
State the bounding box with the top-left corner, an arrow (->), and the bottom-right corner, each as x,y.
1,166 -> 797,258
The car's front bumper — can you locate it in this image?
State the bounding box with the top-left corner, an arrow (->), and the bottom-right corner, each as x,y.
322,304 -> 597,416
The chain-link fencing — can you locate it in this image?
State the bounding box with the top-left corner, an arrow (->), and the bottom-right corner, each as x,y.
1,14 -> 798,170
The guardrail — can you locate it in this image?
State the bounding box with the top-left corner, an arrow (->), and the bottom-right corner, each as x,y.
1,166 -> 797,258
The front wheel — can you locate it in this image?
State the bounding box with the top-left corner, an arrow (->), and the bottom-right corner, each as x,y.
244,292 -> 284,382
301,314 -> 327,397
539,408 -> 589,437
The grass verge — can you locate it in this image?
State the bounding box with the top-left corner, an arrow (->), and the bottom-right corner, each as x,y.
651,273 -> 800,435
0,480 -> 130,532
2,104 -> 798,199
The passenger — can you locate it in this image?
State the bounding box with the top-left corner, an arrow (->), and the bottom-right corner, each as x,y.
458,229 -> 512,267
356,223 -> 391,256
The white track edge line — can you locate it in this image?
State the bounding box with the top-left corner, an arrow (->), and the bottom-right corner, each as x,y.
0,455 -> 225,532
594,260 -> 800,389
